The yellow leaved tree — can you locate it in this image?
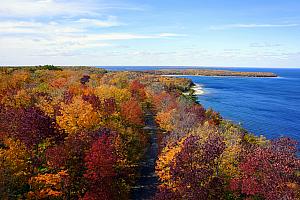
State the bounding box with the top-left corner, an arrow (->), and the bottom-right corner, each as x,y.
155,110 -> 175,132
95,85 -> 131,105
0,138 -> 30,199
218,122 -> 243,178
27,170 -> 69,199
156,137 -> 186,188
56,96 -> 101,135
1,89 -> 32,108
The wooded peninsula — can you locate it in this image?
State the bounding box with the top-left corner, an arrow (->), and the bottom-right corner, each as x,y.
146,69 -> 277,77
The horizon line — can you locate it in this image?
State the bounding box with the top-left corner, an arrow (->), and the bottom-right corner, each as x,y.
1,65 -> 300,69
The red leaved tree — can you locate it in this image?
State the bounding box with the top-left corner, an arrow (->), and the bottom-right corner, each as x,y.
230,137 -> 300,200
0,106 -> 56,148
129,80 -> 146,101
120,98 -> 144,126
156,134 -> 226,199
82,133 -> 118,200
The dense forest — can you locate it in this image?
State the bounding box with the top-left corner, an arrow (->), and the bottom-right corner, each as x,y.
0,66 -> 299,199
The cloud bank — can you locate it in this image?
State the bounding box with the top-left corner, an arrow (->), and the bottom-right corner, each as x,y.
209,23 -> 299,30
0,0 -> 184,64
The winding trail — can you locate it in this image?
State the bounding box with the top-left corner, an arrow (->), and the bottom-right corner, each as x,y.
131,110 -> 159,200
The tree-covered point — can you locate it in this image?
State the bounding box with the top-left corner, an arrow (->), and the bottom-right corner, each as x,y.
147,69 -> 277,77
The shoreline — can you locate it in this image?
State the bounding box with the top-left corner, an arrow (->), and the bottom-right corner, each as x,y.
182,83 -> 205,96
192,83 -> 205,95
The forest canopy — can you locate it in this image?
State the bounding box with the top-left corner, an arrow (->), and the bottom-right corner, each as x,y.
0,66 -> 298,200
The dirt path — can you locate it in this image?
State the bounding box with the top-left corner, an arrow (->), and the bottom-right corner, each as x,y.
131,110 -> 159,200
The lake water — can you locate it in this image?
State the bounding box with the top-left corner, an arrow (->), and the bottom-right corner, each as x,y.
100,66 -> 300,141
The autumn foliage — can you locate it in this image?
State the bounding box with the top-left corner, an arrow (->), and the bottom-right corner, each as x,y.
121,98 -> 144,126
0,66 -> 299,199
230,138 -> 300,200
83,134 -> 118,200
152,74 -> 300,199
0,67 -> 148,199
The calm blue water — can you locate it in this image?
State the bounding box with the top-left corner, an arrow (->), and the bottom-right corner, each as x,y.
99,66 -> 300,141
185,68 -> 300,141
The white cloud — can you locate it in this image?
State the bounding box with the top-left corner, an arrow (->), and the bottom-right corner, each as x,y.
84,33 -> 185,40
0,17 -> 124,36
158,33 -> 183,37
0,0 -> 143,18
250,42 -> 282,48
0,20 -> 183,40
209,23 -> 299,30
76,16 -> 122,27
0,20 -> 86,34
0,0 -> 90,17
0,0 -> 186,65
0,19 -> 184,59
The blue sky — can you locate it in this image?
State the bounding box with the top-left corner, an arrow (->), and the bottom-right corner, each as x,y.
0,0 -> 300,67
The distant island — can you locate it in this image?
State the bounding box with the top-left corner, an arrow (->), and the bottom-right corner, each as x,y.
145,69 -> 277,77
